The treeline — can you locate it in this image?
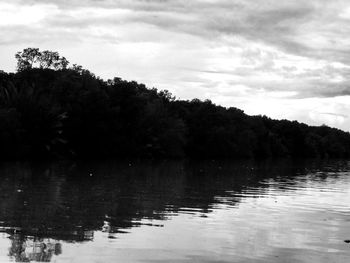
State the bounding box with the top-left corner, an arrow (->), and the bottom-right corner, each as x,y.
0,49 -> 349,159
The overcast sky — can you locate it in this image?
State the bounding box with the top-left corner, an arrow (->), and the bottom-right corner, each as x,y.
1,0 -> 350,131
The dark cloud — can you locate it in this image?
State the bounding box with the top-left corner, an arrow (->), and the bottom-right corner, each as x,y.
320,112 -> 348,118
252,80 -> 350,99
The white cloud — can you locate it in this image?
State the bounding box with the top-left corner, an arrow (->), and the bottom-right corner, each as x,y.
0,2 -> 58,26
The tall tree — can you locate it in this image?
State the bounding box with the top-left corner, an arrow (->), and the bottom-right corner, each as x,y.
15,48 -> 41,71
38,50 -> 59,69
15,48 -> 70,71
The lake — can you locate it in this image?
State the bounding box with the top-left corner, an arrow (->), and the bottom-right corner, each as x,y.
0,159 -> 349,262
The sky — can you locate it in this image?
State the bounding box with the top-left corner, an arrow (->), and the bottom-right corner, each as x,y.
0,0 -> 350,131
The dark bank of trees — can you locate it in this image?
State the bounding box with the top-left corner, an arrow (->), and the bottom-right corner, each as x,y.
0,48 -> 350,160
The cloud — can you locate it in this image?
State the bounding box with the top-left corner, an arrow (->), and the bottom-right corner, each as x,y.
3,0 -> 350,61
320,112 -> 348,118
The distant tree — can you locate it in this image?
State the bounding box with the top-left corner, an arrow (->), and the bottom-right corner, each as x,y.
16,48 -> 70,71
71,64 -> 83,74
56,57 -> 69,70
4,49 -> 350,159
158,90 -> 176,102
38,50 -> 59,69
15,48 -> 41,71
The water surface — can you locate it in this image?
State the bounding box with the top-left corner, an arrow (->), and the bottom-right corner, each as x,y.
0,160 -> 349,262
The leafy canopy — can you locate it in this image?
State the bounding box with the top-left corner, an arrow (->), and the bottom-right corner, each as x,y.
15,48 -> 69,71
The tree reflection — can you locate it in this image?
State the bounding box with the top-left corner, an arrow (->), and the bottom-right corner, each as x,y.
0,159 -> 348,261
8,233 -> 62,262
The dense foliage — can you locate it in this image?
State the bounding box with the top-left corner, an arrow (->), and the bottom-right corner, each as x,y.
0,49 -> 349,159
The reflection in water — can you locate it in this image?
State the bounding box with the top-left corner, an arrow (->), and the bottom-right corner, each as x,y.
9,234 -> 61,262
0,159 -> 349,262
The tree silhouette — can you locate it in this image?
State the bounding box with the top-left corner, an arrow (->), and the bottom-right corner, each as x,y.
15,48 -> 41,71
15,48 -> 70,71
1,48 -> 350,159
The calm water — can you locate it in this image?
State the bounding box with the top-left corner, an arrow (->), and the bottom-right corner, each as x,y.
0,160 -> 349,262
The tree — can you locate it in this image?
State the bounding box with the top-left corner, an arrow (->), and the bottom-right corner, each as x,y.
15,48 -> 41,71
5,49 -> 350,159
15,48 -> 70,71
71,64 -> 83,74
38,50 -> 59,69
57,57 -> 69,70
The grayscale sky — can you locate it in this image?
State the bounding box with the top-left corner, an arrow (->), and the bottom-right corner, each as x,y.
1,0 -> 350,131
